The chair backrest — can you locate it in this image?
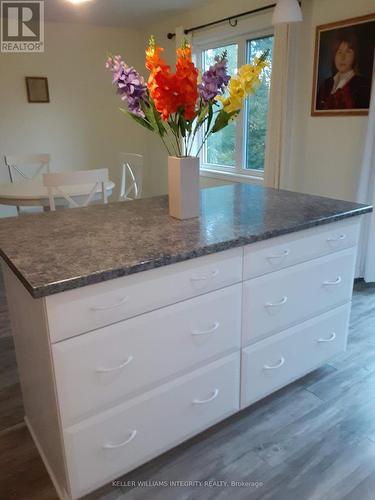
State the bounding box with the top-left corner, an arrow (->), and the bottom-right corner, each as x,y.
4,154 -> 50,182
119,153 -> 143,201
43,168 -> 109,211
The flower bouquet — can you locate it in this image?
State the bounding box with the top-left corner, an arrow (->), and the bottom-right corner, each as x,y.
106,37 -> 268,219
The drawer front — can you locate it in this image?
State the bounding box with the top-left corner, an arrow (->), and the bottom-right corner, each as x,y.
241,304 -> 351,409
243,220 -> 359,280
64,354 -> 240,498
46,248 -> 243,342
242,248 -> 356,345
53,284 -> 241,426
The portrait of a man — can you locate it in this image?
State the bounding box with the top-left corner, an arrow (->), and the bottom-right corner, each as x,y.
312,14 -> 375,116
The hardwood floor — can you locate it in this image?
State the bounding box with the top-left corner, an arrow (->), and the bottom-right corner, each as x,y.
1,279 -> 375,500
0,271 -> 23,432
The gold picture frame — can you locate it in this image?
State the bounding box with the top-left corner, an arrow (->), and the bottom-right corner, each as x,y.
311,13 -> 375,117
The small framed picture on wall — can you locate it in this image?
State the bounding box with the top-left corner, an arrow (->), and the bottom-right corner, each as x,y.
25,77 -> 50,103
311,14 -> 375,116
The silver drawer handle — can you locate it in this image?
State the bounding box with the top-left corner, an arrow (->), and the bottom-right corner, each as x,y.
265,296 -> 288,308
264,357 -> 285,370
317,332 -> 337,343
190,269 -> 220,282
96,355 -> 134,373
323,276 -> 342,286
191,322 -> 220,336
267,249 -> 291,261
102,430 -> 137,449
327,234 -> 346,243
90,296 -> 129,311
193,388 -> 219,404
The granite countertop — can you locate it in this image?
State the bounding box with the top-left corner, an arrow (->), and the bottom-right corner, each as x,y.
0,184 -> 371,298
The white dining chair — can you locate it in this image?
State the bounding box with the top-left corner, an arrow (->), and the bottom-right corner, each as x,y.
119,153 -> 143,201
4,153 -> 51,214
4,153 -> 51,182
43,168 -> 109,211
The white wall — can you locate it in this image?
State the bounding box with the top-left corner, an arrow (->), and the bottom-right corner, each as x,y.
1,0 -> 372,210
0,21 -> 147,216
289,0 -> 374,201
143,0 -> 374,201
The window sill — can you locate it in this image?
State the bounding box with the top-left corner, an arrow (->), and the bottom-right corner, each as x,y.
200,167 -> 264,185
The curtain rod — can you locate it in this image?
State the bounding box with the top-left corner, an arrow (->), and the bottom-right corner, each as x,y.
167,3 -> 277,40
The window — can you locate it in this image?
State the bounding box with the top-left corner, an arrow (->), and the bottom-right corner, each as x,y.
203,44 -> 238,168
245,36 -> 273,172
197,33 -> 273,180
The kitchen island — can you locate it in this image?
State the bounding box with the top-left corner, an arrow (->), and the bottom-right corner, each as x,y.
0,184 -> 371,499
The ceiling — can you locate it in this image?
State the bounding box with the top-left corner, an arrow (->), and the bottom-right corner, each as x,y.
45,0 -> 208,28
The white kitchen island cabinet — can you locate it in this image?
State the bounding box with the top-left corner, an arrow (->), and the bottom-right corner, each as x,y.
0,184 -> 371,499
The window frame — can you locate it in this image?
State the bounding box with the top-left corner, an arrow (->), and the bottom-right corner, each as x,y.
193,28 -> 274,184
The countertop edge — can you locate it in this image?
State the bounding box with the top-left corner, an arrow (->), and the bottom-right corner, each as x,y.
7,206 -> 371,299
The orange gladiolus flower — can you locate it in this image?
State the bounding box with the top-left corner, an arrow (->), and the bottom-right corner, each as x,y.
146,37 -> 198,121
175,43 -> 199,120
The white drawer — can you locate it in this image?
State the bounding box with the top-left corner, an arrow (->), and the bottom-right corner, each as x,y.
53,284 -> 242,426
243,220 -> 359,280
241,304 -> 351,409
46,248 -> 242,342
63,353 -> 240,499
242,248 -> 356,345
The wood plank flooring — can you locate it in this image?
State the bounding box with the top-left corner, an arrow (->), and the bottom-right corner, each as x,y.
0,279 -> 375,500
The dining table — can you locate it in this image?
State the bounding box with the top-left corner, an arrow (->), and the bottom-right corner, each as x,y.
0,180 -> 115,209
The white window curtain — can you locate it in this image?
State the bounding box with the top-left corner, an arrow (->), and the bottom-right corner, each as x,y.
357,71 -> 375,282
264,24 -> 298,189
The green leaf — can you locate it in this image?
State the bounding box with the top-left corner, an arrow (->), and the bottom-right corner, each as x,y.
120,108 -> 154,132
149,100 -> 167,137
197,104 -> 209,125
141,102 -> 158,131
206,102 -> 214,132
136,100 -> 166,139
178,112 -> 187,138
168,116 -> 179,136
211,109 -> 239,134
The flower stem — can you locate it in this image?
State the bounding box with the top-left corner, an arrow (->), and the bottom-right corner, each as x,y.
160,135 -> 172,155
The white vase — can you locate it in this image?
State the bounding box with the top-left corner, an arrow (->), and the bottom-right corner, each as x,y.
168,156 -> 200,220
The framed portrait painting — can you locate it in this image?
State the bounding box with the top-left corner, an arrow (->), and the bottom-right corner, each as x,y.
311,14 -> 375,116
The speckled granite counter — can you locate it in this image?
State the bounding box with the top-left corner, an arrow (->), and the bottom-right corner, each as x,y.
0,184 -> 371,298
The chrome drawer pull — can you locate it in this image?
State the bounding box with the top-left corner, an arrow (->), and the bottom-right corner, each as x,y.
264,357 -> 285,370
96,355 -> 134,373
265,296 -> 288,308
327,234 -> 346,243
267,249 -> 291,261
323,276 -> 342,286
90,296 -> 129,311
317,332 -> 337,343
191,322 -> 220,336
192,388 -> 219,404
102,430 -> 137,449
190,269 -> 220,282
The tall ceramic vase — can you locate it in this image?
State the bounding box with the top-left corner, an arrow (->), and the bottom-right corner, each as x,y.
168,156 -> 200,220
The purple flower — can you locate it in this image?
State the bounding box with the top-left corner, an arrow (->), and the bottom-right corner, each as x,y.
106,55 -> 147,117
198,54 -> 230,102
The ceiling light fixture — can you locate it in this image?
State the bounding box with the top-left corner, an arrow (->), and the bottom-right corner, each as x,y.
272,0 -> 303,25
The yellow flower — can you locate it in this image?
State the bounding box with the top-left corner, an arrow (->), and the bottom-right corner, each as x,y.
217,57 -> 268,114
217,77 -> 244,113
